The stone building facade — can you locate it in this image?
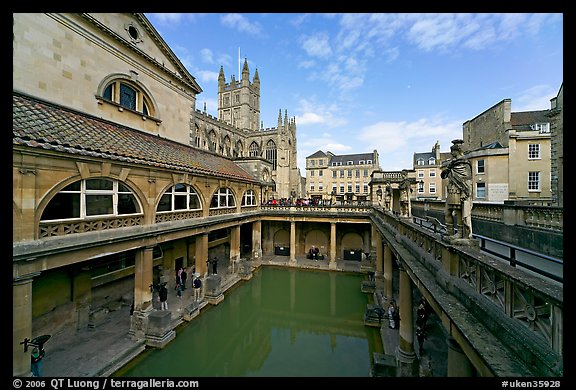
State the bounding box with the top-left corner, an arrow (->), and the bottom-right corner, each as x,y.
462,99 -> 555,203
547,83 -> 563,206
305,150 -> 380,202
12,13 -> 305,376
412,141 -> 450,200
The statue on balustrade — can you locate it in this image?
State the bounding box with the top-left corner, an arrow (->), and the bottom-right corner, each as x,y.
399,170 -> 412,218
384,181 -> 392,211
441,139 -> 473,242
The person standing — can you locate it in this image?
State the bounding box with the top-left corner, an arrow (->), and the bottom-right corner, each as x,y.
159,282 -> 168,310
416,326 -> 427,356
176,281 -> 183,311
212,257 -> 218,275
193,273 -> 202,302
387,301 -> 397,329
176,267 -> 183,288
31,346 -> 45,377
416,298 -> 429,329
181,267 -> 188,290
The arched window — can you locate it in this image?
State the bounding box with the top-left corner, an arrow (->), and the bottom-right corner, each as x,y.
210,187 -> 236,208
223,135 -> 231,157
241,189 -> 257,206
194,123 -> 202,148
208,130 -> 217,152
235,140 -> 244,158
266,140 -> 277,170
249,141 -> 259,157
428,157 -> 436,165
157,184 -> 201,212
41,178 -> 141,221
102,78 -> 154,117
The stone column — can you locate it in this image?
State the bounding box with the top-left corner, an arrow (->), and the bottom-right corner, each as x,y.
196,233 -> 209,276
13,273 -> 38,377
72,267 -> 92,330
447,336 -> 474,377
289,220 -> 297,264
329,222 -> 337,269
252,220 -> 262,260
397,264 -> 417,376
130,246 -> 154,339
375,234 -> 383,277
363,229 -> 371,256
133,246 -> 154,312
383,244 -> 393,300
230,225 -> 241,272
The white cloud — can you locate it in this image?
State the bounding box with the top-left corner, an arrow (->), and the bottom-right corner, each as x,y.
294,98 -> 348,128
513,84 -> 557,112
296,112 -> 324,125
298,60 -> 315,69
148,13 -> 185,24
357,117 -> 463,171
300,32 -> 333,58
200,49 -> 214,64
220,14 -> 262,35
195,70 -> 219,83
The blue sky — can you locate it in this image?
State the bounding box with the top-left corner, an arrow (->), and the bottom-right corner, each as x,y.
145,13 -> 563,173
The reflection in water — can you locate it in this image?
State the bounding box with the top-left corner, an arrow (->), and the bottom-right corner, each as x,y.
116,267 -> 382,377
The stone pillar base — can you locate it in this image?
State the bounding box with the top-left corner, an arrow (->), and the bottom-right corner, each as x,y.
372,352 -> 397,377
396,347 -> 418,377
238,260 -> 253,280
204,275 -> 224,305
240,273 -> 253,281
129,306 -> 153,340
206,293 -> 224,305
328,261 -> 337,270
145,310 -> 175,349
361,280 -> 376,293
184,304 -> 200,321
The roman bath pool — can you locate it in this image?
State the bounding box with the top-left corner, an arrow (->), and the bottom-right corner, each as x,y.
114,266 -> 382,377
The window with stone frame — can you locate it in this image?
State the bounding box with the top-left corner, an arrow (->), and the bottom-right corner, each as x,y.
41,178 -> 141,221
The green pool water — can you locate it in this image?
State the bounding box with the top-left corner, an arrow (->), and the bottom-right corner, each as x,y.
114,266 -> 382,377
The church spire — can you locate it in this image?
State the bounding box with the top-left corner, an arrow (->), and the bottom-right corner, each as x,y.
242,58 -> 249,76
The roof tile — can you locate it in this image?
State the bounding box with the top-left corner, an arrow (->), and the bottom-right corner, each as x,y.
13,93 -> 258,183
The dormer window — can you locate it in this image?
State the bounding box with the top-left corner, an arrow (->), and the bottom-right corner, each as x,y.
417,159 -> 424,166
531,123 -> 550,133
428,157 -> 436,165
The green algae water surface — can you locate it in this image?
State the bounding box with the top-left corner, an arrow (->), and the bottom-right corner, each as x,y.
115,266 -> 382,377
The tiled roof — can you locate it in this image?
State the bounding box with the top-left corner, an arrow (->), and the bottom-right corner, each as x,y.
306,150 -> 327,158
12,93 -> 257,183
329,152 -> 375,164
413,151 -> 436,163
510,110 -> 550,127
